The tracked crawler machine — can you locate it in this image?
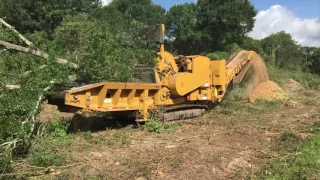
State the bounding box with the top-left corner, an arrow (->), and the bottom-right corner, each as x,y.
64,24 -> 257,121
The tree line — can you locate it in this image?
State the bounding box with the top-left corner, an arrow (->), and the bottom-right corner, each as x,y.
1,0 -> 319,75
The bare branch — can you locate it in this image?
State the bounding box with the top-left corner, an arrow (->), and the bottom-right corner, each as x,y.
4,85 -> 21,90
0,40 -> 48,58
0,40 -> 78,69
0,18 -> 35,48
274,44 -> 281,52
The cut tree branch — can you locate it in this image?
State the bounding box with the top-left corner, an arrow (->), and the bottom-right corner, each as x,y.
0,40 -> 48,58
0,18 -> 35,48
0,40 -> 78,69
4,85 -> 21,90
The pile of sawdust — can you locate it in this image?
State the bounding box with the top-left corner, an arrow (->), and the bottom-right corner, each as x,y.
248,80 -> 289,102
283,79 -> 304,92
246,54 -> 288,102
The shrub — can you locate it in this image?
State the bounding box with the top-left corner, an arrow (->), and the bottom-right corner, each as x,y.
227,43 -> 242,55
47,120 -> 69,138
207,53 -> 220,60
143,118 -> 164,133
207,51 -> 230,60
142,117 -> 179,133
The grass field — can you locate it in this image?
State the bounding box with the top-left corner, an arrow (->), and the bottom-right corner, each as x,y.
2,75 -> 320,180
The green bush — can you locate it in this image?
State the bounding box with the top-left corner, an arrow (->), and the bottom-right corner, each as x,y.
207,51 -> 230,60
46,120 -> 69,138
207,53 -> 220,60
143,118 -> 164,133
227,43 -> 242,55
142,118 -> 179,133
53,14 -> 157,83
215,51 -> 230,59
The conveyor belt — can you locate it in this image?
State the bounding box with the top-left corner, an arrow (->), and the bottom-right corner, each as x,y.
226,50 -> 250,70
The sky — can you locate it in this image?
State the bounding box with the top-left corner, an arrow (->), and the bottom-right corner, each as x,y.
102,0 -> 320,47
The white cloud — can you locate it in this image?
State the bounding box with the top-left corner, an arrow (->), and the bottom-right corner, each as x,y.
248,5 -> 320,47
102,0 -> 112,6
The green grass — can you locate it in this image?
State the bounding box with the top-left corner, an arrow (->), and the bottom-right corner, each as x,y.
276,132 -> 301,152
0,155 -> 12,174
29,135 -> 72,167
255,127 -> 320,180
28,120 -> 72,167
139,166 -> 152,180
254,99 -> 283,110
215,87 -> 283,117
224,85 -> 246,101
28,120 -> 134,168
30,150 -> 67,167
267,65 -> 320,89
110,132 -> 131,145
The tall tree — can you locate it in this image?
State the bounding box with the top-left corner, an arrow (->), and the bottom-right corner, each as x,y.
0,0 -> 101,36
166,3 -> 204,54
301,47 -> 320,75
196,0 -> 257,51
100,0 -> 166,26
261,31 -> 304,69
240,37 -> 263,54
166,0 -> 257,54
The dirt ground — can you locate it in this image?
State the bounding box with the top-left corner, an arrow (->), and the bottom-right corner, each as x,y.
17,79 -> 319,180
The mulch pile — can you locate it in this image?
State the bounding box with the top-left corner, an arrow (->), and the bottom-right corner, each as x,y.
248,80 -> 289,102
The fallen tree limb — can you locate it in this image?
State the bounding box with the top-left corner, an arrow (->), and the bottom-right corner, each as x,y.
0,40 -> 78,69
3,84 -> 21,90
0,40 -> 48,58
1,18 -> 78,69
1,75 -> 76,91
0,138 -> 22,151
0,18 -> 35,48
